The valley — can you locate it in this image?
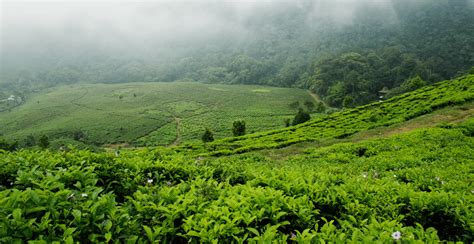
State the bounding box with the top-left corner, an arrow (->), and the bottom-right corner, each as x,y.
0,82 -> 316,148
1,75 -> 473,242
1,0 -> 473,242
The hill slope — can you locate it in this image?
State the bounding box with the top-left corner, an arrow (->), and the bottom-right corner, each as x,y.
2,1 -> 473,108
0,75 -> 473,242
180,74 -> 474,156
0,82 -> 315,146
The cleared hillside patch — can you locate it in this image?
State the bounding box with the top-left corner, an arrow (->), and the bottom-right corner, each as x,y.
0,82 -> 314,146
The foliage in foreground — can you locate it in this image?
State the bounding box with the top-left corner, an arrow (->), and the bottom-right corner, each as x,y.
1,123 -> 473,242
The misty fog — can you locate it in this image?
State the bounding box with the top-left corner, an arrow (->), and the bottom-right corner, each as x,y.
1,0 -> 400,73
0,0 -> 472,109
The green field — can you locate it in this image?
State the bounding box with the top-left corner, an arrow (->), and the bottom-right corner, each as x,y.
1,76 -> 473,242
1,75 -> 473,243
2,1 -> 474,242
0,82 -> 315,147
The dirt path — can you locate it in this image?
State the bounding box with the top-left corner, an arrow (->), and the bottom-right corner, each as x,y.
170,117 -> 182,146
70,87 -> 89,106
262,102 -> 474,160
353,103 -> 474,140
308,90 -> 329,108
104,143 -> 131,149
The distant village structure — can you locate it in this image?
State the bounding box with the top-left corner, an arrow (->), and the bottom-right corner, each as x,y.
1,95 -> 20,103
0,94 -> 23,111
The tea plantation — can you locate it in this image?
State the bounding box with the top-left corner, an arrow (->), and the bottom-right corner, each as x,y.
182,74 -> 474,156
0,75 -> 473,242
0,82 -> 313,147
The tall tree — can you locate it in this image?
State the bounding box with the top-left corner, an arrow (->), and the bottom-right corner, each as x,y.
201,128 -> 214,143
292,108 -> 311,126
232,120 -> 246,137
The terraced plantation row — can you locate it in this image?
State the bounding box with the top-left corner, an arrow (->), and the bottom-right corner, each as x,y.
180,75 -> 474,156
1,119 -> 473,242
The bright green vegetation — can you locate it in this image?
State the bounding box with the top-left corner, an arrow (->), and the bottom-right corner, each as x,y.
183,75 -> 473,156
1,118 -> 473,242
0,75 -> 473,242
2,0 -> 473,241
258,101 -> 474,161
0,82 -> 314,146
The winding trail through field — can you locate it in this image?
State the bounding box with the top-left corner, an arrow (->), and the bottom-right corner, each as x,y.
263,102 -> 474,160
308,90 -> 327,107
170,117 -> 181,146
70,87 -> 91,107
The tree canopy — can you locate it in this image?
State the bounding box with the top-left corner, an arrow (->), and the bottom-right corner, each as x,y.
2,0 -> 472,108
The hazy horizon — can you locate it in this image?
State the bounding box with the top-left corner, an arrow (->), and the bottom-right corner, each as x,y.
1,0 -> 400,74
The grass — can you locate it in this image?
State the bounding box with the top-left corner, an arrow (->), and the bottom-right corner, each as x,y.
0,82 -> 315,146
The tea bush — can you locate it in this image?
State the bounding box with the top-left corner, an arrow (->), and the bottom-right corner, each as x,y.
1,125 -> 473,242
187,75 -> 474,156
1,76 -> 473,242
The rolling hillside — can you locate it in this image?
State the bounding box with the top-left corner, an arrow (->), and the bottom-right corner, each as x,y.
0,82 -> 315,147
179,74 -> 474,156
2,1 -> 474,242
1,83 -> 473,242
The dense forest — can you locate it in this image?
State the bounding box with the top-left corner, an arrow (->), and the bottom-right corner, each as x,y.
1,0 -> 473,107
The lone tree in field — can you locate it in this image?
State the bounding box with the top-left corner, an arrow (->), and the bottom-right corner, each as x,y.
292,108 -> 311,126
232,120 -> 246,136
38,135 -> 50,149
342,95 -> 354,108
289,101 -> 300,110
202,128 -> 214,143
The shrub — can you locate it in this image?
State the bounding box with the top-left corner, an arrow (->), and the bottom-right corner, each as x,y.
202,128 -> 214,143
292,109 -> 311,126
232,120 -> 246,137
